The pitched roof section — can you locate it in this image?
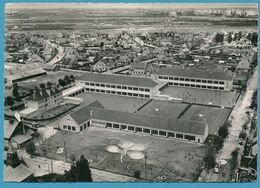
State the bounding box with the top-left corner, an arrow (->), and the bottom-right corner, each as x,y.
27,87 -> 61,101
4,164 -> 33,182
68,106 -> 207,135
77,72 -> 158,88
4,120 -> 20,139
156,67 -> 233,81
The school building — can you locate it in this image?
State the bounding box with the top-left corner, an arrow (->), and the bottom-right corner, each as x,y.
74,72 -> 160,98
60,106 -> 209,144
154,68 -> 233,91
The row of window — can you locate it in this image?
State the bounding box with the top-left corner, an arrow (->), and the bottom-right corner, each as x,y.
168,82 -> 225,90
63,125 -> 76,131
85,88 -> 150,98
158,76 -> 225,85
80,121 -> 90,131
104,122 -> 199,142
85,82 -> 150,92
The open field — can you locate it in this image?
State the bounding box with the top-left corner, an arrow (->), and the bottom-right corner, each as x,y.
78,92 -> 151,113
137,100 -> 189,119
179,105 -> 231,135
161,86 -> 239,108
36,126 -> 205,181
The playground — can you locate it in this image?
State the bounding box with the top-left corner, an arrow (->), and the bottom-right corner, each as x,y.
36,126 -> 206,182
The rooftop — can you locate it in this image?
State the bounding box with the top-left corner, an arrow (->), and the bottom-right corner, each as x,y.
69,106 -> 207,136
77,72 -> 158,88
5,63 -> 46,82
4,164 -> 34,182
27,87 -> 61,101
156,67 -> 233,81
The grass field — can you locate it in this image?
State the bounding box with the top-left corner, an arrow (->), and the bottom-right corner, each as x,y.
137,100 -> 189,119
179,105 -> 231,135
162,86 -> 239,108
36,127 -> 205,182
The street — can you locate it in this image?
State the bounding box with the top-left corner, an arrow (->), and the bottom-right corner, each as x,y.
208,66 -> 258,181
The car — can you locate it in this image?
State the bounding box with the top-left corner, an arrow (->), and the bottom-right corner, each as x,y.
214,166 -> 219,173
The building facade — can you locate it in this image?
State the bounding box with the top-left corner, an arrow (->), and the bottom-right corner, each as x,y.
60,106 -> 209,144
25,88 -> 63,112
154,68 -> 233,91
75,72 -> 159,98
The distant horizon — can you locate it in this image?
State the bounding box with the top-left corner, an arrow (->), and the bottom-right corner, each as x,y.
6,3 -> 258,10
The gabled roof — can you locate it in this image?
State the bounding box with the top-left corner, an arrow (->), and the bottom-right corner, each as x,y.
4,164 -> 34,182
27,87 -> 61,101
156,67 -> 233,81
68,106 -> 207,136
4,120 -> 20,139
77,72 -> 158,88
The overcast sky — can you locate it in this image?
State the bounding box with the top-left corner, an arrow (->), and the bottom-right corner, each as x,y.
6,3 -> 258,10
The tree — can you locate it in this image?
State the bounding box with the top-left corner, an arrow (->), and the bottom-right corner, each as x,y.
239,131 -> 247,140
233,33 -> 238,41
39,83 -> 46,90
213,136 -> 224,151
64,75 -> 71,85
238,31 -> 242,41
5,96 -> 14,107
69,75 -> 75,82
251,32 -> 258,47
215,33 -> 224,43
227,33 -> 232,43
12,83 -> 20,100
58,79 -> 66,87
204,151 -> 216,170
47,81 -> 53,88
231,147 -> 239,161
134,170 -> 141,178
76,155 -> 92,182
25,142 -> 36,157
218,126 -> 229,139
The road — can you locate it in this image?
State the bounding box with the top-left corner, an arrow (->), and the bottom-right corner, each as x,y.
47,42 -> 65,65
208,66 -> 258,181
20,151 -> 137,182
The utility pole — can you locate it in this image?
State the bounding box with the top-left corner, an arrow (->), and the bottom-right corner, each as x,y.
144,156 -> 147,179
64,141 -> 67,162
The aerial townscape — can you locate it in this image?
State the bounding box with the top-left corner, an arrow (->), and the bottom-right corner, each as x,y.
3,3 -> 258,182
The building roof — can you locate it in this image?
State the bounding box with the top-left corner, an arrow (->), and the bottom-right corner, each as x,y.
4,63 -> 46,82
156,67 -> 233,81
4,120 -> 19,139
27,87 -> 61,101
237,59 -> 250,70
4,164 -> 34,182
68,106 -> 207,136
12,134 -> 32,145
39,64 -> 58,71
77,72 -> 158,88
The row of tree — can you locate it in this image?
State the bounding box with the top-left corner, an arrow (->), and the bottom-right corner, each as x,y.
215,32 -> 258,46
204,122 -> 230,169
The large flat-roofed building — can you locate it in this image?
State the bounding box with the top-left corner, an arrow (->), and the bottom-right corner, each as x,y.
154,68 -> 233,91
75,72 -> 159,98
60,106 -> 209,144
